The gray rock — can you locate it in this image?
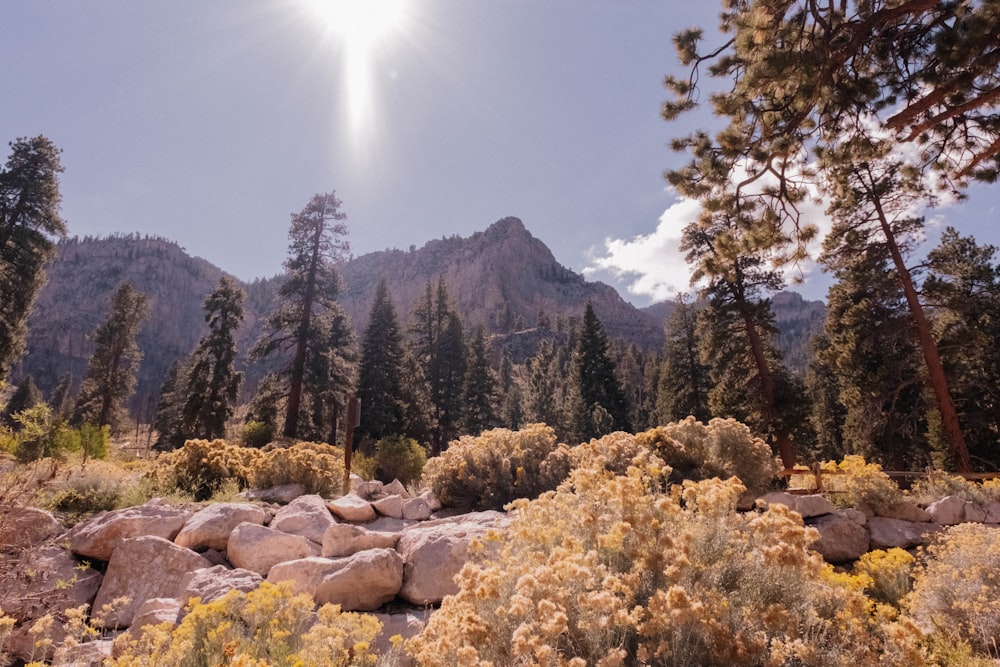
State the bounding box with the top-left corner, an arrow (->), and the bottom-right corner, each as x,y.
372,494 -> 405,519
877,499 -> 931,523
383,479 -> 410,499
242,483 -> 307,504
327,494 -> 377,523
322,523 -> 400,558
808,513 -> 870,563
227,522 -> 320,576
270,494 -> 338,543
401,497 -> 432,521
267,549 -> 403,611
66,501 -> 192,561
760,492 -> 836,518
180,565 -> 263,605
925,495 -> 966,525
868,517 -> 941,550
370,609 -> 432,666
0,505 -> 63,550
174,502 -> 268,551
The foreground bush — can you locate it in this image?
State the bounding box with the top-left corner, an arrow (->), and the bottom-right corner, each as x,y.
410,453 -> 923,666
109,581 -> 383,666
906,523 -> 1000,654
421,424 -> 571,511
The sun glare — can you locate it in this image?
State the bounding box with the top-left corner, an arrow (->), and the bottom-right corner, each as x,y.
304,0 -> 409,138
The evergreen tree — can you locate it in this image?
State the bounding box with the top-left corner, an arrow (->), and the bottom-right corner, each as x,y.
48,372 -> 74,422
252,192 -> 350,438
2,375 -> 43,429
461,325 -> 496,435
566,303 -> 630,442
399,350 -> 437,448
0,136 -> 66,382
496,349 -> 524,429
73,282 -> 149,432
244,373 -> 284,442
299,308 -> 358,444
356,278 -> 405,448
181,276 -> 245,441
656,298 -> 711,424
805,333 -> 848,462
152,360 -> 188,451
523,340 -> 562,429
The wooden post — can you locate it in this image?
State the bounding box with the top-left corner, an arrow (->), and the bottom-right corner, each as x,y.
343,397 -> 361,494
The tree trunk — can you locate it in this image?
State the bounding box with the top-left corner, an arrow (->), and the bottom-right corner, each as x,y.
283,223 -> 323,439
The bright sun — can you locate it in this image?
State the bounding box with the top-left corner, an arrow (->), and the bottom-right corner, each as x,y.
304,0 -> 409,135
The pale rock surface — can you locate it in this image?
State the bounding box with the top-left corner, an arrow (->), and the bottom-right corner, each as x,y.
327,493 -> 377,523
760,492 -> 835,518
130,597 -> 183,632
401,497 -> 432,521
418,489 -> 442,512
962,500 -> 987,524
270,494 -> 338,544
180,565 -> 263,605
227,522 -> 319,576
355,480 -> 385,501
839,508 -> 868,526
367,516 -> 419,533
925,495 -> 966,525
66,500 -> 192,561
322,523 -> 400,557
868,517 -> 941,550
349,474 -> 365,492
397,511 -> 508,605
93,535 -> 211,628
877,500 -> 932,523
808,513 -> 870,563
383,479 -> 410,499
174,503 -> 268,551
0,505 -> 63,550
267,549 -> 403,611
984,502 -> 1000,524
52,639 -> 114,667
370,609 -> 433,666
372,494 -> 405,519
242,483 -> 307,504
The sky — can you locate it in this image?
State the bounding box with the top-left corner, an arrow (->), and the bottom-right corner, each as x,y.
2,1 -> 997,306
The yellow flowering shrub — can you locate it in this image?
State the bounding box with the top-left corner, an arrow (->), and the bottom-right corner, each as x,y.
249,441 -> 347,497
156,439 -> 262,500
906,523 -> 1000,654
853,549 -> 915,608
409,452 -> 923,666
910,471 -> 989,505
420,424 -> 572,511
636,417 -> 781,494
109,581 -> 381,667
821,456 -> 902,513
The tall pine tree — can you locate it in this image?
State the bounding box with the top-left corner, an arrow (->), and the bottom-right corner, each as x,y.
656,298 -> 711,424
356,278 -> 405,448
461,325 -> 496,435
566,303 -> 630,443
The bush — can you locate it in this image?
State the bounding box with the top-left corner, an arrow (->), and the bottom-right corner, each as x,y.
910,471 -> 989,505
906,523 -> 1000,654
249,441 -> 347,497
371,435 -> 426,486
409,455 -> 923,666
822,455 -> 902,513
420,424 -> 571,511
853,548 -> 915,608
156,439 -> 261,501
108,581 -> 383,666
241,420 -> 274,448
636,417 -> 781,494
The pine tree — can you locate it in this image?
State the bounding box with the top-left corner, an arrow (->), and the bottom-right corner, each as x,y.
0,136 -> 66,382
73,282 -> 149,432
656,298 -> 711,424
300,308 -> 358,444
566,303 -> 630,443
252,192 -> 350,439
461,325 -> 496,435
523,340 -> 562,428
2,375 -> 43,429
181,276 -> 245,441
496,349 -> 524,430
153,360 -> 188,451
356,278 -> 405,448
48,372 -> 74,422
399,350 -> 436,448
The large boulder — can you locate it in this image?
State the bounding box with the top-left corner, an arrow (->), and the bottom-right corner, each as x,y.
868,517 -> 941,550
242,483 -> 307,504
327,494 -> 377,523
382,479 -> 410,499
322,523 -> 400,558
760,492 -> 835,519
397,511 -> 508,605
129,597 -> 183,633
267,549 -> 403,611
0,545 -> 103,664
179,565 -> 264,606
372,495 -> 405,519
0,505 -> 63,551
270,494 -> 338,543
925,495 -> 987,525
370,609 -> 432,666
92,535 -> 211,628
227,522 -> 320,576
808,513 -> 870,563
174,503 -> 268,551
401,497 -> 432,521
65,500 -> 192,561
877,500 -> 932,523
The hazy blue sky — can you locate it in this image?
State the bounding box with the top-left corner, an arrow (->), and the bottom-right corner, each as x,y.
3,1 -> 997,305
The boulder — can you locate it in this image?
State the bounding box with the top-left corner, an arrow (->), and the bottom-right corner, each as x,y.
401,497 -> 432,521
322,523 -> 400,558
925,495 -> 966,525
227,522 -> 320,576
0,505 -> 63,551
372,495 -> 405,519
839,508 -> 867,526
868,517 -> 941,550
270,494 -> 338,544
242,483 -> 307,504
808,513 -> 870,563
418,489 -> 442,512
327,494 -> 377,523
383,479 -> 410,499
92,535 -> 211,628
174,503 -> 268,551
179,565 -> 264,606
367,516 -> 419,533
267,549 -> 403,611
130,597 -> 183,632
370,609 -> 432,666
356,480 -> 385,501
760,492 -> 835,518
964,501 -> 988,524
397,511 -> 508,605
52,639 -> 114,666
877,500 -> 932,523
984,502 -> 1000,524
66,500 -> 192,561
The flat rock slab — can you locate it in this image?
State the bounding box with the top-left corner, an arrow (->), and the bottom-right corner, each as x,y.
322,523 -> 400,558
760,492 -> 835,519
180,565 -> 264,606
0,505 -> 64,551
868,517 -> 941,550
270,494 -> 337,543
174,502 -> 268,551
227,522 -> 319,576
267,549 -> 403,611
66,500 -> 192,561
808,513 -> 869,564
327,494 -> 377,523
242,483 -> 307,504
93,535 -> 211,628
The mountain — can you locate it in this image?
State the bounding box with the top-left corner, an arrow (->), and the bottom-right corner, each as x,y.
14,219 -> 666,409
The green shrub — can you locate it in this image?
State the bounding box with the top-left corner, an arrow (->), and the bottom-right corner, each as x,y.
821,456 -> 903,513
241,420 -> 274,448
156,439 -> 261,500
420,424 -> 571,511
42,460 -> 143,523
249,441 -> 346,497
371,435 -> 427,486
